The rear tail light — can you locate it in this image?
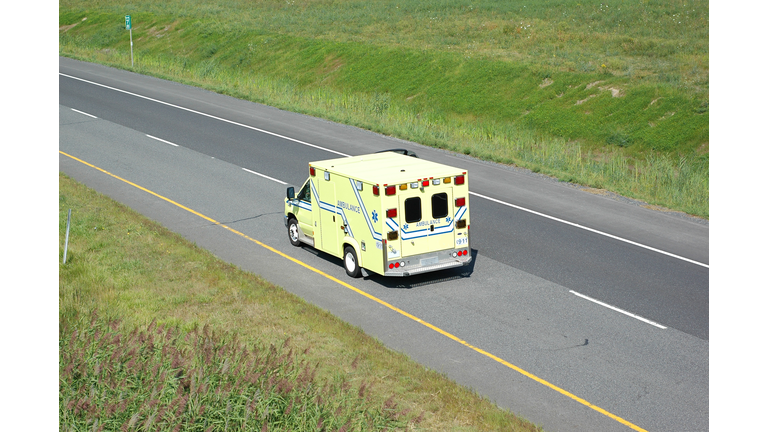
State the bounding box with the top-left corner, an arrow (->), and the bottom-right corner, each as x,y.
373,185 -> 380,196
388,262 -> 405,269
454,175 -> 465,185
385,185 -> 396,196
386,208 -> 397,218
455,197 -> 466,207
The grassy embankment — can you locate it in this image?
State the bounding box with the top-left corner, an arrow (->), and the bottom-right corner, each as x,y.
58,0 -> 709,218
59,172 -> 541,431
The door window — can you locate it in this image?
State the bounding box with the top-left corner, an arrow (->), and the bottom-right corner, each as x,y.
297,181 -> 311,202
404,197 -> 421,223
432,193 -> 448,219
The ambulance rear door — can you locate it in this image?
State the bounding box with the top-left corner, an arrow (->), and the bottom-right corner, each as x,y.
399,183 -> 455,258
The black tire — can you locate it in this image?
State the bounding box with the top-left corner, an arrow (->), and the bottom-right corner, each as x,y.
287,218 -> 301,247
343,246 -> 362,278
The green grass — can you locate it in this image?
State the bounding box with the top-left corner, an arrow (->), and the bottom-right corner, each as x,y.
61,312 -> 413,431
59,173 -> 542,431
58,0 -> 708,217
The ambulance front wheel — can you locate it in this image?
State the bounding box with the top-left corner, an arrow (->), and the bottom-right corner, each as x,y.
287,218 -> 301,246
344,246 -> 362,278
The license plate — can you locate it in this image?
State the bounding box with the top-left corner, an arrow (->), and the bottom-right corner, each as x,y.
420,256 -> 439,266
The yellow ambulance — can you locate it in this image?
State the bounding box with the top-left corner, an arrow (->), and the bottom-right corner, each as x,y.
284,151 -> 471,277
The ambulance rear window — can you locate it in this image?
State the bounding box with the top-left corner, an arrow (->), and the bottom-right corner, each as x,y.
432,193 -> 448,219
404,197 -> 421,223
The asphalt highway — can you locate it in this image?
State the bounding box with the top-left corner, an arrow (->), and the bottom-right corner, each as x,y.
59,57 -> 709,432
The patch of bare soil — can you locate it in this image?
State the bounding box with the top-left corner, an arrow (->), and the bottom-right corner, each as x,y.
576,81 -> 623,105
60,17 -> 86,33
146,21 -> 179,39
600,86 -> 623,97
576,94 -> 596,105
645,97 -> 664,109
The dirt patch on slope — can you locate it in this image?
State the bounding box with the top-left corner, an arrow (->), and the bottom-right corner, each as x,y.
60,17 -> 86,33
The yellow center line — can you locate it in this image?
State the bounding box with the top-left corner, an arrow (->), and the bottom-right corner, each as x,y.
60,150 -> 648,432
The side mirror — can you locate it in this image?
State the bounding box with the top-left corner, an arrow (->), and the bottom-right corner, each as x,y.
286,186 -> 295,200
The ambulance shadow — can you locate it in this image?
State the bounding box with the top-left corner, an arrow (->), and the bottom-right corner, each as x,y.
364,249 -> 478,289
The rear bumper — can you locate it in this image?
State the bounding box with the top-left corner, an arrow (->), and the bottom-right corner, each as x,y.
383,249 -> 472,277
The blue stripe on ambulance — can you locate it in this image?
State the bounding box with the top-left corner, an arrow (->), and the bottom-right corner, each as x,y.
297,201 -> 312,211
399,206 -> 466,240
455,206 -> 467,221
310,179 -> 319,206
386,218 -> 398,232
349,178 -> 381,241
312,179 -> 354,238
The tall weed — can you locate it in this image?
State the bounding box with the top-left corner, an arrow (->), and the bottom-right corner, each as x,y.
60,311 -> 412,431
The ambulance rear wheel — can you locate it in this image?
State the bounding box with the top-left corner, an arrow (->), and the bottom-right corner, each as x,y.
287,218 -> 301,247
344,246 -> 362,278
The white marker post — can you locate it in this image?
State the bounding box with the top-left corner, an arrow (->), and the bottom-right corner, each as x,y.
63,209 -> 71,264
125,15 -> 134,67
